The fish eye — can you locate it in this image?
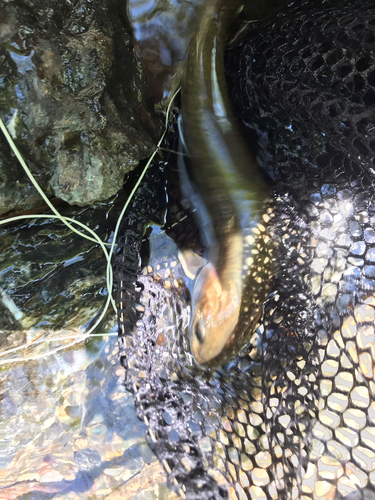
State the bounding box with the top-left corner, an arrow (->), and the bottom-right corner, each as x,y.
194,319 -> 206,344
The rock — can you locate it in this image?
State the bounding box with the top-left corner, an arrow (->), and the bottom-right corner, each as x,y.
108,459 -> 179,499
0,197 -> 122,331
0,0 -> 162,215
73,448 -> 102,470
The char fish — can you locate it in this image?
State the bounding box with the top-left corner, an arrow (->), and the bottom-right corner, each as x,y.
181,0 -> 273,366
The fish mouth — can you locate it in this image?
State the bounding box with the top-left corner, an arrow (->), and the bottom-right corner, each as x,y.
190,327 -> 238,367
188,260 -> 243,365
189,305 -> 241,366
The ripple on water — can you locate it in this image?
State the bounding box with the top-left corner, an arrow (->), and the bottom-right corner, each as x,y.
1,331 -> 178,498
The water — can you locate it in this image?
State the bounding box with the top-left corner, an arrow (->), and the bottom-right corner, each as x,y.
127,0 -> 287,104
0,195 -> 177,498
2,332 -> 154,499
128,0 -> 203,103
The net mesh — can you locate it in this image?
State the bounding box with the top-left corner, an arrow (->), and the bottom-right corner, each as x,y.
116,0 -> 375,498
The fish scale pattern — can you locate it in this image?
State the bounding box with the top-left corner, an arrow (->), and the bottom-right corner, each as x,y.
116,0 -> 375,498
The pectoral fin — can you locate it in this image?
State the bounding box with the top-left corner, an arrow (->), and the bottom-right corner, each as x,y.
178,249 -> 207,280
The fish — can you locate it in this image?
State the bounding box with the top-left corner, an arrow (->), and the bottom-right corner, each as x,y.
181,0 -> 272,366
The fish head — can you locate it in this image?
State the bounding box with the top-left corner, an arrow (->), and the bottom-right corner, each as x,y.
189,262 -> 241,366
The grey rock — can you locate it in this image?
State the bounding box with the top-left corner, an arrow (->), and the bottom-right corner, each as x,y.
74,448 -> 102,470
0,197 -> 123,330
0,0 -> 162,215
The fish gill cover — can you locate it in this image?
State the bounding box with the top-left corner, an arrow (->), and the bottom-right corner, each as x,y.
116,0 -> 375,498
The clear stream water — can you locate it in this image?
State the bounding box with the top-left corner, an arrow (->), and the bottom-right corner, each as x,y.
0,195 -> 177,498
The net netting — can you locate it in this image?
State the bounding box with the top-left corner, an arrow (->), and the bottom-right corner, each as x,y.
116,0 -> 375,498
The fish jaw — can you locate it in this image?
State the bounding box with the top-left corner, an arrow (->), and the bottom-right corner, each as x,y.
189,262 -> 241,365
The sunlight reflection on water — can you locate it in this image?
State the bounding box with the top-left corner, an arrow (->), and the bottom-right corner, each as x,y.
1,326 -> 176,499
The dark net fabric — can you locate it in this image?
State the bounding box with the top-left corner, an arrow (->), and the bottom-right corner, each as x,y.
116,1 -> 375,498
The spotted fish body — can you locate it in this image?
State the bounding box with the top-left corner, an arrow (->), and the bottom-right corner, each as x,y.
119,0 -> 375,498
181,0 -> 273,365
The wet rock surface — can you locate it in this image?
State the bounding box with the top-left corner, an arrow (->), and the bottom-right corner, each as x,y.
0,0 -> 162,215
0,197 -> 120,332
